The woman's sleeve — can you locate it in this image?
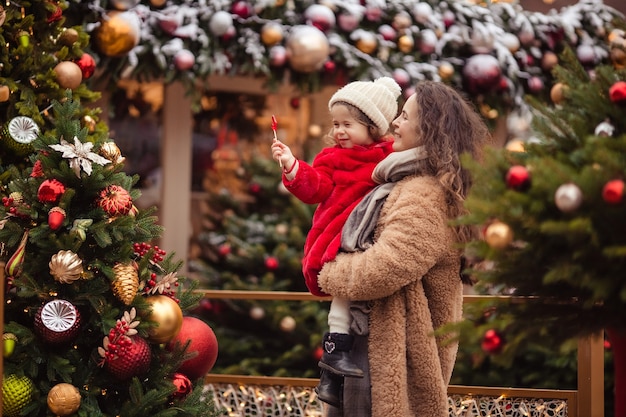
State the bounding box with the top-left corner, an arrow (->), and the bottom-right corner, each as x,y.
318,178 -> 450,300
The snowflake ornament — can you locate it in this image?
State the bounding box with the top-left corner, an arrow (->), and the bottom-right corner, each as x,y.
50,136 -> 111,178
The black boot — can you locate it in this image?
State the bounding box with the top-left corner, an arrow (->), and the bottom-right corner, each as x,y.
318,332 -> 364,378
315,369 -> 343,408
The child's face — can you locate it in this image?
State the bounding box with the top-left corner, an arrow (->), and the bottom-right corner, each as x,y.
329,104 -> 374,149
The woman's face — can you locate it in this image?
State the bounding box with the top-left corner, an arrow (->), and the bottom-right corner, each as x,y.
391,94 -> 420,151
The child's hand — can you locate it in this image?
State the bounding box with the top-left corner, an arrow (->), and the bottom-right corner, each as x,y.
271,139 -> 295,168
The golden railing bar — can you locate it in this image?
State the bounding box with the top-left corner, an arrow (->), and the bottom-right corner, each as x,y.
577,332 -> 604,417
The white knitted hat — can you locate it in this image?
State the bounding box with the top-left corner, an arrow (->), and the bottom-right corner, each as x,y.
328,77 -> 402,136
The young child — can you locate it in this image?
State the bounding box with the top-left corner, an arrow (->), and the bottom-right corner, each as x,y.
270,77 -> 401,407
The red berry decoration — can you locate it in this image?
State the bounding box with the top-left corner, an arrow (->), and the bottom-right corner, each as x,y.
48,207 -> 66,230
38,179 -> 65,203
99,309 -> 151,380
602,179 -> 624,204
34,300 -> 82,345
230,1 -> 252,18
609,81 -> 626,103
505,165 -> 530,191
98,185 -> 133,216
481,329 -> 504,354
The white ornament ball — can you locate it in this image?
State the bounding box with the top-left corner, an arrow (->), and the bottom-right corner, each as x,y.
286,25 -> 330,73
209,11 -> 234,36
280,316 -> 296,332
269,45 -> 287,67
250,306 -> 265,320
174,49 -> 195,71
412,2 -> 433,25
554,183 -> 583,213
500,33 -> 520,53
595,120 -> 615,137
419,29 -> 437,55
304,4 -> 336,32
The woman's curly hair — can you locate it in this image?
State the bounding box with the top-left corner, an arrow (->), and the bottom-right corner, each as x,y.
410,81 -> 491,244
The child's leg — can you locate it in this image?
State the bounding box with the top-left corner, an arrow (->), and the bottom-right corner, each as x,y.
319,297 -> 363,378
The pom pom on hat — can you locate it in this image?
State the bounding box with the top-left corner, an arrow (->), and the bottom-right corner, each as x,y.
329,77 -> 402,136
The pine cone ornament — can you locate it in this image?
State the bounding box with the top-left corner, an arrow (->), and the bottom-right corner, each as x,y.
104,335 -> 151,380
112,263 -> 139,305
2,374 -> 35,417
98,185 -> 133,216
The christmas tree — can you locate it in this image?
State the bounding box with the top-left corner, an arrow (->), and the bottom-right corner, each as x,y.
453,42 -> 626,415
190,155 -> 327,378
1,1 -> 220,416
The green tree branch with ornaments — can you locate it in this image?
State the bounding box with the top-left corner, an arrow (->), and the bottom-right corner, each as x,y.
446,46 -> 626,417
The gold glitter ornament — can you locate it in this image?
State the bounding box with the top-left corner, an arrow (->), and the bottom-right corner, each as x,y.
58,28 -> 79,46
397,35 -> 414,53
112,263 -> 139,305
438,62 -> 454,80
54,61 -> 83,90
144,295 -> 183,344
2,375 -> 34,417
484,221 -> 513,249
94,11 -> 141,57
47,383 -> 81,416
99,141 -> 125,165
49,250 -> 84,284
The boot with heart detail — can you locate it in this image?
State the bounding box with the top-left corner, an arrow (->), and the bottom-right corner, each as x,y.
318,332 -> 364,378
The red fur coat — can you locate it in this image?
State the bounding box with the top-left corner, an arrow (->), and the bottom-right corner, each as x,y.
283,141 -> 393,296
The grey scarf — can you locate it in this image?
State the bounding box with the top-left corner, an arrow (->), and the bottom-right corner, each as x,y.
341,147 -> 428,252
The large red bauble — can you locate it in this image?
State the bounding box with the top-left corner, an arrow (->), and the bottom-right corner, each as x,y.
462,54 -> 502,94
602,179 -> 624,204
167,317 -> 218,380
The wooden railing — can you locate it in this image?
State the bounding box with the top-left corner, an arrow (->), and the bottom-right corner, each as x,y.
200,290 -> 605,417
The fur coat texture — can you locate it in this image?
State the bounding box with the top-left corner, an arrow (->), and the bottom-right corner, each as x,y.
318,174 -> 463,417
283,141 -> 393,296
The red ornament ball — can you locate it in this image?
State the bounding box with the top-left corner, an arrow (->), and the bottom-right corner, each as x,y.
602,179 -> 624,205
98,185 -> 133,216
105,335 -> 151,380
76,53 -> 96,79
609,81 -> 626,103
290,97 -> 300,109
462,54 -> 502,94
505,165 -> 530,190
230,1 -> 252,18
34,300 -> 82,345
171,372 -> 193,399
265,256 -> 279,270
481,329 -> 504,354
38,179 -> 66,204
167,317 -> 219,380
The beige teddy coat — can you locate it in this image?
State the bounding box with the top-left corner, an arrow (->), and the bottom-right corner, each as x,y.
318,175 -> 463,417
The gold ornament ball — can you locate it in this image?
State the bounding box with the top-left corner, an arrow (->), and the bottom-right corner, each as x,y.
550,82 -> 567,105
47,383 -> 81,416
505,139 -> 525,153
484,221 -> 513,249
2,375 -> 34,417
95,11 -> 140,57
356,34 -> 378,55
145,295 -> 184,344
150,0 -> 167,7
438,62 -> 454,80
58,28 -> 79,46
54,62 -> 83,90
261,22 -> 284,46
610,47 -> 626,70
100,141 -> 125,164
541,51 -> 558,71
397,35 -> 414,53
286,25 -> 330,73
0,85 -> 9,102
308,124 -> 322,137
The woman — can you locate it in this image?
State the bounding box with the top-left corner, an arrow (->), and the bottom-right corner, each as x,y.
317,81 -> 490,417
